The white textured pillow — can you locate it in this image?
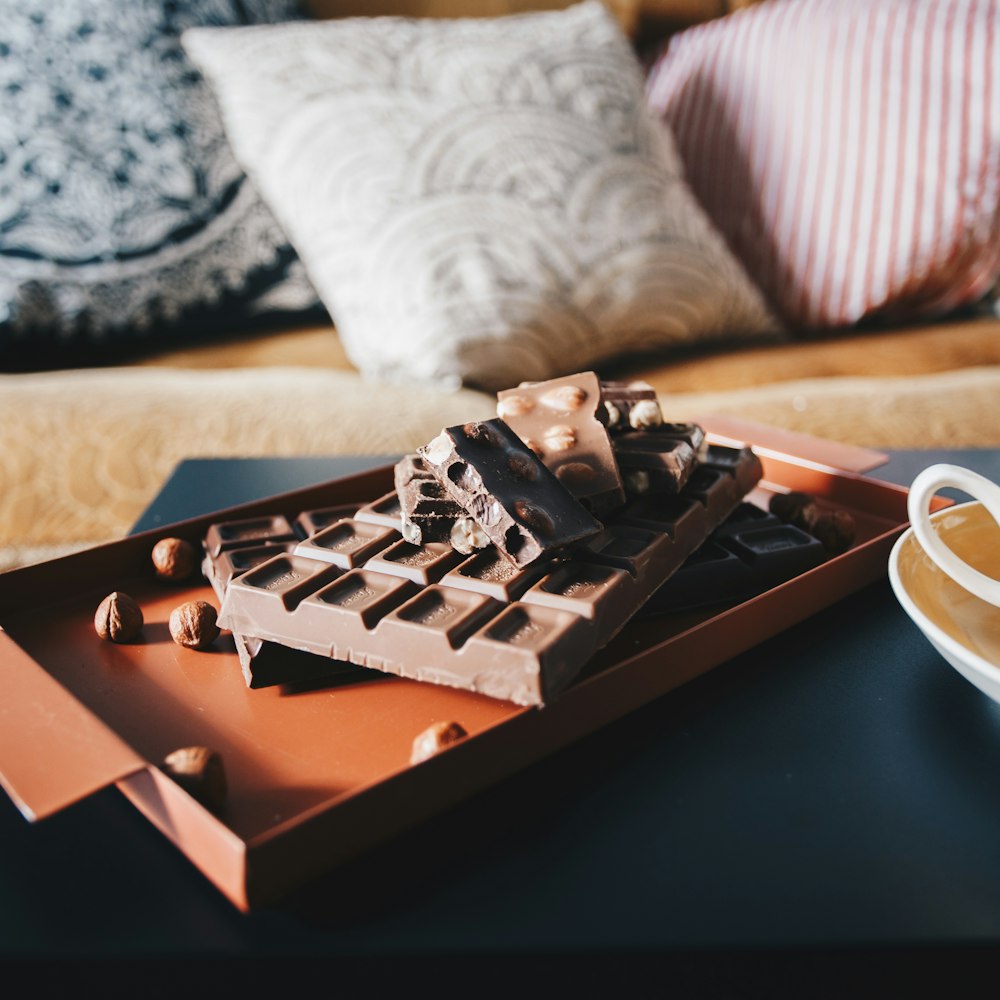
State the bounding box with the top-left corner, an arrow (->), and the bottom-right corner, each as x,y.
183,1 -> 780,390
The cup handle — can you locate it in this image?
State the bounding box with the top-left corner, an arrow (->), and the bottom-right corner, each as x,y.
907,464 -> 1000,607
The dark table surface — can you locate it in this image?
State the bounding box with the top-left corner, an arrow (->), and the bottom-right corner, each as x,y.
5,449 -> 1000,992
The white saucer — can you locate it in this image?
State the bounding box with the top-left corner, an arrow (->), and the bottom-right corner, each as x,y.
889,501 -> 1000,704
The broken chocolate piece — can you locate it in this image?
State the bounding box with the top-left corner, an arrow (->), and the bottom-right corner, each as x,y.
599,380 -> 663,432
418,418 -> 602,569
394,453 -> 469,546
613,422 -> 707,496
497,372 -> 625,515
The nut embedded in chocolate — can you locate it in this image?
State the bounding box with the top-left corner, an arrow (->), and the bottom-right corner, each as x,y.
94,591 -> 144,643
555,461 -> 598,487
543,425 -> 577,451
410,721 -> 468,764
151,536 -> 197,582
496,394 -> 534,418
450,516 -> 489,555
599,379 -> 660,434
497,372 -> 624,515
629,398 -> 664,430
541,385 -> 586,411
162,746 -> 227,812
514,500 -> 554,536
169,600 -> 220,650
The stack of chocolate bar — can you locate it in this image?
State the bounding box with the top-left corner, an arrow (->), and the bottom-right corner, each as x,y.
207,373 -> 766,705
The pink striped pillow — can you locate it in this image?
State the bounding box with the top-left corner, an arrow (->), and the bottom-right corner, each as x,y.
646,0 -> 1000,330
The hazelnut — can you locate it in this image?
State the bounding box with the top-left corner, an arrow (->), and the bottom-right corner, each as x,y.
514,500 -> 554,536
629,399 -> 664,430
401,518 -> 423,545
410,721 -> 468,764
168,600 -> 220,650
462,421 -> 495,443
506,453 -> 539,481
603,401 -> 622,428
624,469 -> 651,495
769,491 -> 818,528
555,461 -> 597,486
496,394 -> 534,418
151,536 -> 197,582
421,431 -> 453,467
450,516 -> 489,555
94,592 -> 144,643
543,424 -> 577,452
162,746 -> 227,812
540,385 -> 587,411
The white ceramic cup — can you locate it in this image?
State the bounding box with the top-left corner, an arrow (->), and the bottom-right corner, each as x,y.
907,463 -> 1000,607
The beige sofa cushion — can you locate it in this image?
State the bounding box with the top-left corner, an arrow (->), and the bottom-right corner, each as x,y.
5,321 -> 1000,571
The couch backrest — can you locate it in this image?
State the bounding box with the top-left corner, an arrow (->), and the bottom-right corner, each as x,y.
303,1 -> 765,38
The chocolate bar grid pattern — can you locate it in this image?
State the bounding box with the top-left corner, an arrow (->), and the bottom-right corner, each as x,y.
216,445 -> 763,706
201,504 -> 365,688
639,502 -> 827,616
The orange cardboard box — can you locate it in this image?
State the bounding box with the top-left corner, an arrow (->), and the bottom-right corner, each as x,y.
0,420 -> 929,910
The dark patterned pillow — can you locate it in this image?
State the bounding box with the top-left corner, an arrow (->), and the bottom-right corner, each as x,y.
0,0 -> 322,369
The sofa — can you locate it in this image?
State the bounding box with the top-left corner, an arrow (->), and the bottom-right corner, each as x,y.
2,0 -> 999,573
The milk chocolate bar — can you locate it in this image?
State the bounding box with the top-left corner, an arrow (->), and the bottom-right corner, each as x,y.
202,505 -> 364,688
639,501 -> 827,616
418,418 -> 603,569
216,444 -> 763,705
497,372 -> 625,515
599,379 -> 663,432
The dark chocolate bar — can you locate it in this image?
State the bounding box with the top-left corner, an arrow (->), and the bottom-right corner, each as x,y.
215,445 -> 763,706
612,422 -> 707,496
497,372 -> 625,515
638,501 -> 827,615
599,379 -> 662,433
418,418 -> 603,569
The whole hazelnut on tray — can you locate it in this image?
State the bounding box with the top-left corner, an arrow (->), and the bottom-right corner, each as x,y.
769,490 -> 817,528
168,600 -> 220,650
161,746 -> 227,812
410,721 -> 468,764
94,591 -> 144,643
151,536 -> 197,582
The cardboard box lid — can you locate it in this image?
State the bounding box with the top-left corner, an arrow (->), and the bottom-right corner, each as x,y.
698,415 -> 889,474
0,631 -> 148,821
